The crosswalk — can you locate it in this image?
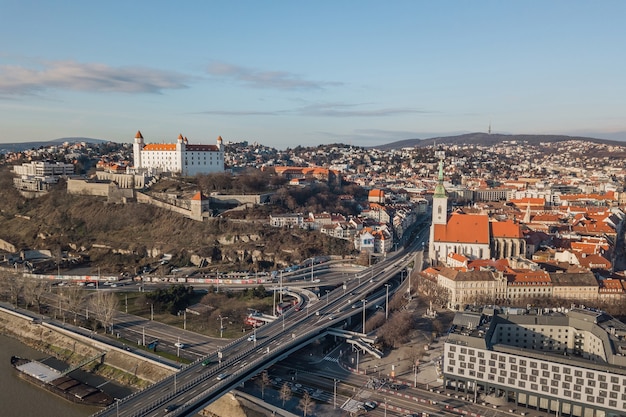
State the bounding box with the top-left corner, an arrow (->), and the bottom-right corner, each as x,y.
321,355 -> 339,363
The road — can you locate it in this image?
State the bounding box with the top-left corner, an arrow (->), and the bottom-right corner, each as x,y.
92,241 -> 424,417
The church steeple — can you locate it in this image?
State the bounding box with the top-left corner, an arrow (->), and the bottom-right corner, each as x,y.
433,159 -> 447,198
432,151 -> 448,225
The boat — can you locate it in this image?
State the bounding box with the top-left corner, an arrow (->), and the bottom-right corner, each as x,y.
11,356 -> 114,407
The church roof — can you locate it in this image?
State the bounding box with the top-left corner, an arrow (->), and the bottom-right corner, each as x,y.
490,220 -> 523,238
434,213 -> 490,244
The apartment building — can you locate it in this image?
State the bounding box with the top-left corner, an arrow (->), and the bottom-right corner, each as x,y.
444,307 -> 626,417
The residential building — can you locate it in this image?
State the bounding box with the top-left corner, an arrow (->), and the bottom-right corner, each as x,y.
444,306 -> 626,417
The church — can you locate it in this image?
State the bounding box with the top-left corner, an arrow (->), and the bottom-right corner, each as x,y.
132,131 -> 224,176
428,156 -> 526,266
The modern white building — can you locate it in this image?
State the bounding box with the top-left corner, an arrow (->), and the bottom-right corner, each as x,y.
13,161 -> 75,176
444,306 -> 626,417
132,131 -> 224,176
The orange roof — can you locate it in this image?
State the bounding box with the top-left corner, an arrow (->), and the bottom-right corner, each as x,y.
434,213 -> 490,244
599,279 -> 625,292
490,220 -> 523,238
135,130 -> 143,139
191,192 -> 204,201
467,258 -> 510,271
448,253 -> 468,263
143,143 -> 177,151
369,189 -> 385,197
510,197 -> 545,207
508,269 -> 551,285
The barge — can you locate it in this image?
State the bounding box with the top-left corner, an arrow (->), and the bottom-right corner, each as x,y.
11,356 -> 114,407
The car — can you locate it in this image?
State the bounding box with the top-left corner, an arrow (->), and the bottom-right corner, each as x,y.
247,335 -> 256,342
201,358 -> 214,366
328,315 -> 335,320
174,342 -> 186,348
164,404 -> 178,413
216,373 -> 228,380
364,401 -> 377,410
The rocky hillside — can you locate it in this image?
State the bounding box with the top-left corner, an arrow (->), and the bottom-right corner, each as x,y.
0,168 -> 354,274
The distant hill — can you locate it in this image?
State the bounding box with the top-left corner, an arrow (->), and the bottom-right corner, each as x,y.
373,132 -> 626,150
0,137 -> 109,153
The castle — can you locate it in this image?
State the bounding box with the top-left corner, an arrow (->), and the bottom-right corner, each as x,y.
132,130 -> 224,176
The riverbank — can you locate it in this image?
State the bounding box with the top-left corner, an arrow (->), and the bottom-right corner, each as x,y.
0,306 -> 173,390
0,305 -> 272,417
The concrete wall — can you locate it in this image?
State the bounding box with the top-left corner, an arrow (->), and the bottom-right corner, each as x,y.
67,178 -> 111,197
209,193 -> 272,205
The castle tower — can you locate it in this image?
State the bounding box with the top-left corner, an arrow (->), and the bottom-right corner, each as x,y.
217,135 -> 223,151
133,130 -> 144,168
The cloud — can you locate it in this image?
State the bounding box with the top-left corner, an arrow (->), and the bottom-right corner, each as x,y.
197,109 -> 278,116
197,102 -> 430,119
0,60 -> 190,96
207,61 -> 341,91
294,102 -> 431,117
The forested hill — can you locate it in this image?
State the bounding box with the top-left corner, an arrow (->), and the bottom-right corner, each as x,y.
373,132 -> 625,151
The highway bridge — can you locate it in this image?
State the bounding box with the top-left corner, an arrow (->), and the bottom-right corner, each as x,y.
92,242 -> 425,417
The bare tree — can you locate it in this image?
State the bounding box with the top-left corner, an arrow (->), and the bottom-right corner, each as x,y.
279,382 -> 292,407
257,370 -> 271,399
89,291 -> 119,333
63,285 -> 87,324
298,390 -> 315,417
22,279 -> 50,313
5,274 -> 23,308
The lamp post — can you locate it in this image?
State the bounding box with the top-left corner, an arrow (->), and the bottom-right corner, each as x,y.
310,258 -> 314,282
218,315 -> 228,338
384,397 -> 388,417
272,287 -> 276,317
333,378 -> 338,409
407,267 -> 412,301
384,284 -> 390,320
326,290 -> 330,305
361,299 -> 367,334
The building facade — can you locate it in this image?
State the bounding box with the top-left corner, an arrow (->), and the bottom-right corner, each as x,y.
444,307 -> 626,417
132,131 -> 224,176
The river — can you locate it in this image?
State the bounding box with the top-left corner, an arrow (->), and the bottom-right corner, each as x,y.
0,334 -> 132,417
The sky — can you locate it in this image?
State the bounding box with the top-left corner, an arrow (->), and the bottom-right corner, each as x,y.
1,1 -> 626,149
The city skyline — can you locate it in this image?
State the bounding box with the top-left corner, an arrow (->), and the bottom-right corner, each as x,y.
2,1 -> 626,149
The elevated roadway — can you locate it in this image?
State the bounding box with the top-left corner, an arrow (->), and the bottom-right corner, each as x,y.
93,238 -> 426,417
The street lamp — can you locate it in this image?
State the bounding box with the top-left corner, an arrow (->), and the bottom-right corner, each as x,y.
147,302 -> 154,321
361,299 -> 367,334
384,284 -> 390,320
325,290 -> 330,305
407,267 -> 412,301
333,378 -> 339,409
218,315 -> 228,338
384,397 -> 388,417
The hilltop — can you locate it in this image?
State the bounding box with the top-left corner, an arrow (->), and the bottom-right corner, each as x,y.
372,132 -> 626,150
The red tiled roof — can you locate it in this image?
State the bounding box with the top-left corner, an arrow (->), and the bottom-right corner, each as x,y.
434,213 -> 490,244
143,143 -> 177,151
490,220 -> 523,238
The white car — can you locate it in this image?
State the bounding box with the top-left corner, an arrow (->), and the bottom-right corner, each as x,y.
174,342 -> 186,348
